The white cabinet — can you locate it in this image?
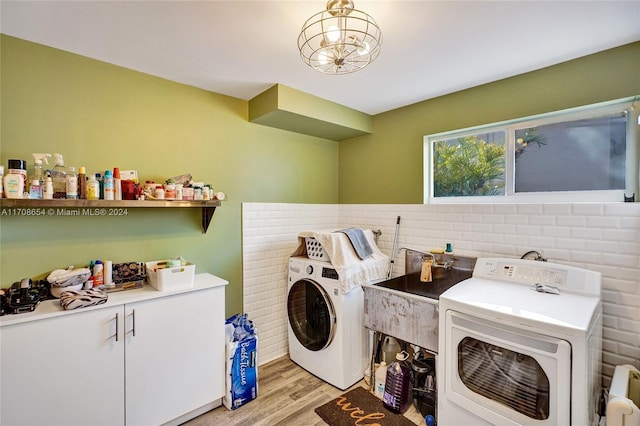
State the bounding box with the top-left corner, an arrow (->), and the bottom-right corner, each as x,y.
0,274 -> 227,426
0,305 -> 125,426
125,288 -> 224,425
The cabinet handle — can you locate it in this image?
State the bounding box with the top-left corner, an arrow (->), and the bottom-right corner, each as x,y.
128,309 -> 136,337
114,312 -> 120,342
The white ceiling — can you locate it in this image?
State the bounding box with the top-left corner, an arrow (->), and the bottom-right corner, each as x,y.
2,0 -> 639,115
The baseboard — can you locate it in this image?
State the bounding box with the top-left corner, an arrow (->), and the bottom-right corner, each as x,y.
162,399 -> 222,426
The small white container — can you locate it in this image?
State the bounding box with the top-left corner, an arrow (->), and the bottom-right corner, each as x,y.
146,259 -> 195,291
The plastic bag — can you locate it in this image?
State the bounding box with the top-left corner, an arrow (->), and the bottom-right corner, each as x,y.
223,313 -> 258,410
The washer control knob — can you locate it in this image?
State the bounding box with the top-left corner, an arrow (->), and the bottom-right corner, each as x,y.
306,265 -> 314,275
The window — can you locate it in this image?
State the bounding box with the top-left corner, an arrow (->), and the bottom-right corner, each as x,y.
424,97 -> 639,203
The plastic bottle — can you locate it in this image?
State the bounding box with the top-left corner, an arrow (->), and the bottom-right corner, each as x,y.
86,174 -> 100,200
3,173 -> 24,198
78,166 -> 87,199
30,153 -> 51,199
382,336 -> 401,364
29,179 -> 42,199
0,166 -> 4,198
43,176 -> 54,199
382,351 -> 412,414
66,166 -> 78,199
113,168 -> 122,200
52,153 -> 67,199
374,361 -> 387,399
7,159 -> 27,194
93,260 -> 104,287
96,173 -> 103,199
103,170 -> 115,200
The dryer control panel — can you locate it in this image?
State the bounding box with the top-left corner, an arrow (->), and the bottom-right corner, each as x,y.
472,258 -> 601,295
475,259 -> 567,286
493,262 -> 567,286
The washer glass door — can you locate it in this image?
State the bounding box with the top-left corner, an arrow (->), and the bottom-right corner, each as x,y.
287,279 -> 336,351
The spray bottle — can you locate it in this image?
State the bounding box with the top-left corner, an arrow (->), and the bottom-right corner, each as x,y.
29,153 -> 51,199
52,153 -> 67,199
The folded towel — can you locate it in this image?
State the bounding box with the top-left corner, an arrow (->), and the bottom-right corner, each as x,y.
293,228 -> 390,294
59,289 -> 108,310
338,227 -> 373,259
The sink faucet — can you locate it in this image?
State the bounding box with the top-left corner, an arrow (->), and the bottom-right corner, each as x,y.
437,258 -> 454,270
399,247 -> 454,270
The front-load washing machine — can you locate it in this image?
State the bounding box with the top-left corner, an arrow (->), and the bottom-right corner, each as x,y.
287,256 -> 368,390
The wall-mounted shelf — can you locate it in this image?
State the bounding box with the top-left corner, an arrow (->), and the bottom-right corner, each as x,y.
0,199 -> 222,233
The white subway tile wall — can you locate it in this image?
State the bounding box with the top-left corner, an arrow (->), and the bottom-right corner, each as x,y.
242,203 -> 340,365
242,202 -> 640,385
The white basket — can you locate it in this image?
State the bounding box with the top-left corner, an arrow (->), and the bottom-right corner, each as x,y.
145,260 -> 195,291
305,237 -> 329,261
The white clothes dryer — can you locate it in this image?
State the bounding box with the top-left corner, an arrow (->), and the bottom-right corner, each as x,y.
438,258 -> 602,426
287,256 -> 368,390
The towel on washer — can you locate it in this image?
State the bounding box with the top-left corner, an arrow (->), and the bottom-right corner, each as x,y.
338,227 -> 373,259
293,228 -> 389,294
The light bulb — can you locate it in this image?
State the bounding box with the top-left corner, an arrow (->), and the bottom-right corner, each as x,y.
357,41 -> 370,55
319,50 -> 329,65
326,25 -> 340,42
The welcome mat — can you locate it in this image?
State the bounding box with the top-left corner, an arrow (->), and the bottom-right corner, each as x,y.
315,386 -> 417,426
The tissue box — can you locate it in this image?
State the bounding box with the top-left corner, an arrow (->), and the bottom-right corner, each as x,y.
145,260 -> 195,291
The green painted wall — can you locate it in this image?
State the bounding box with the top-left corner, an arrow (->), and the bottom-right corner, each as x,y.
339,42 -> 640,203
3,35 -> 639,315
0,35 -> 339,315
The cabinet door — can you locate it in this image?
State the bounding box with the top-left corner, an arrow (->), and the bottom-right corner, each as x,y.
125,287 -> 224,426
0,306 -> 125,426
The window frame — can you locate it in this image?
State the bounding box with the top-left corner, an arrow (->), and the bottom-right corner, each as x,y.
423,96 -> 640,204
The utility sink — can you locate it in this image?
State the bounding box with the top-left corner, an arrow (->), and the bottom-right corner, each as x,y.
362,251 -> 476,353
374,268 -> 473,300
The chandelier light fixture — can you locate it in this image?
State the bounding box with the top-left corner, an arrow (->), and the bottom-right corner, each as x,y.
297,0 -> 382,75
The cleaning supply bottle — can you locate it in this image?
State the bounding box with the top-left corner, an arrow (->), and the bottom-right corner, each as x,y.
86,174 -> 99,200
77,166 -> 87,199
103,170 -> 115,200
382,336 -> 401,364
29,153 -> 51,199
0,165 -> 4,198
374,361 -> 387,399
52,153 -> 67,199
383,351 -> 412,414
66,166 -> 78,199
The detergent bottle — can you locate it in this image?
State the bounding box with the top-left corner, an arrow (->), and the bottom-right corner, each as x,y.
383,351 -> 412,414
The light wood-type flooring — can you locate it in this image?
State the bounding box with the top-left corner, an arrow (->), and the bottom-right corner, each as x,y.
184,355 -> 427,426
